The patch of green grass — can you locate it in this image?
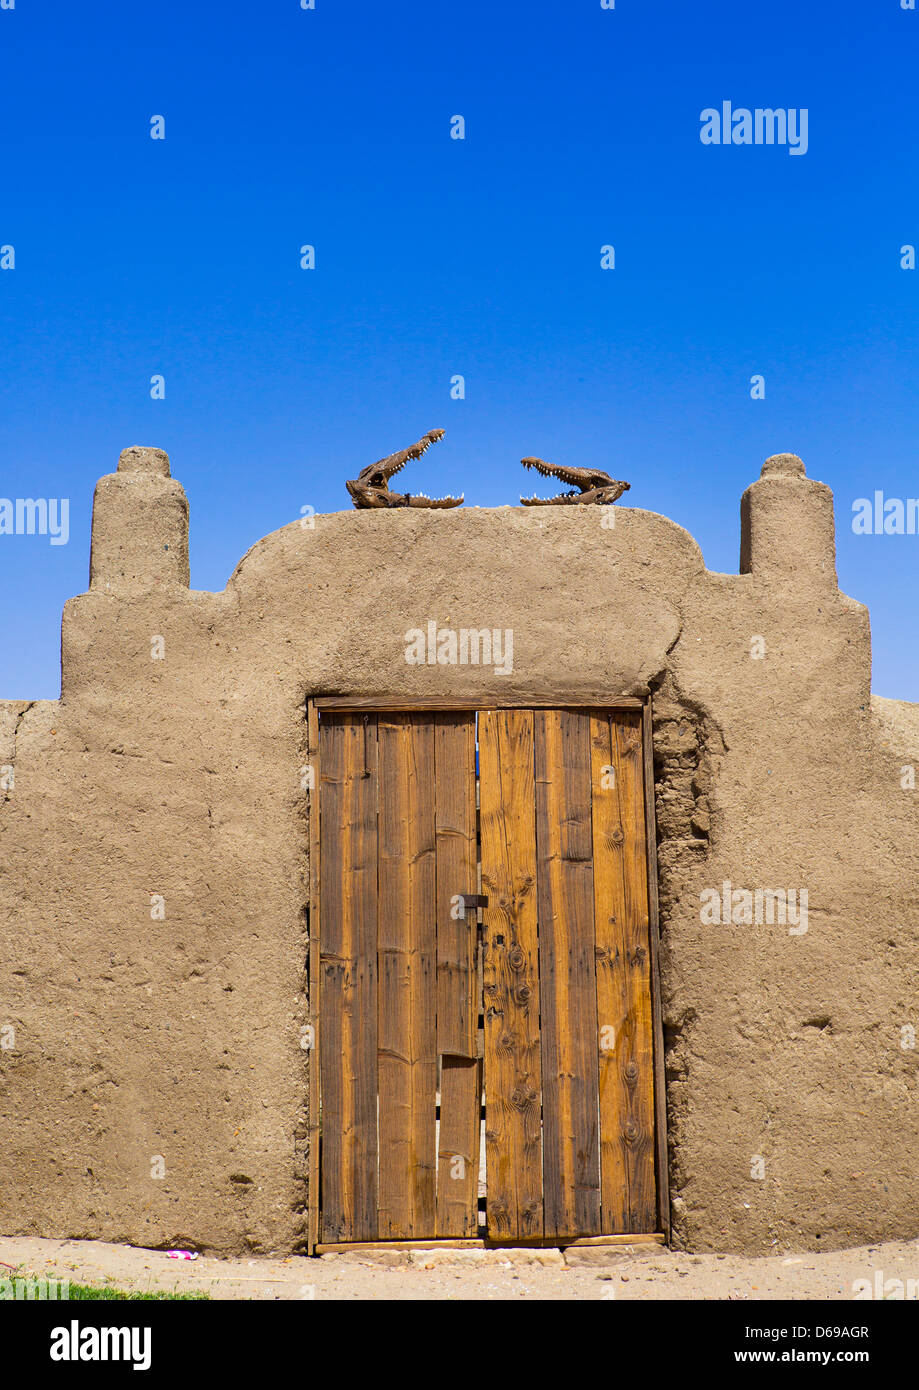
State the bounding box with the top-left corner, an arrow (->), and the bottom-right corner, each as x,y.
18,1274 -> 208,1301
66,1282 -> 209,1301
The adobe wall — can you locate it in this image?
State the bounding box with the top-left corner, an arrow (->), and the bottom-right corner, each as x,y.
0,444 -> 916,1256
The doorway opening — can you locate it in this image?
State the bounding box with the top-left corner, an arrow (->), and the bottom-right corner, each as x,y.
305,700 -> 668,1252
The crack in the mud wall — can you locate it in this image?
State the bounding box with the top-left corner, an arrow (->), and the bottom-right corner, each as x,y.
650,673 -> 725,1248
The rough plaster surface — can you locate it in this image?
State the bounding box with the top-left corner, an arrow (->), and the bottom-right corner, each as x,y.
0,446 -> 917,1257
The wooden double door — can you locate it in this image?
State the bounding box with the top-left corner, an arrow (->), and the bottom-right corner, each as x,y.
315,705 -> 660,1245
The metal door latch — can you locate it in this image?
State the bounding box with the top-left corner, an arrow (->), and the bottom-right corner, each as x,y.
457,893 -> 488,920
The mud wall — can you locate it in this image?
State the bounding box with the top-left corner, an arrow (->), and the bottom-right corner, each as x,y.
0,445 -> 916,1255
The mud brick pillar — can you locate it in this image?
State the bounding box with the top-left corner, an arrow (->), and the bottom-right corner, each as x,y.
740,452 -> 838,592
89,445 -> 190,592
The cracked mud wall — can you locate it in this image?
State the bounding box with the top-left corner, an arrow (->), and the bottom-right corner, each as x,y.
0,446 -> 917,1256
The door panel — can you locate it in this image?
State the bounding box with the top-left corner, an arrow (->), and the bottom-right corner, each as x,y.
319,711 -> 480,1244
318,714 -> 379,1243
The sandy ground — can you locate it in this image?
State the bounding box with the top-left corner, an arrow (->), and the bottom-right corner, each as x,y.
2,1234 -> 918,1301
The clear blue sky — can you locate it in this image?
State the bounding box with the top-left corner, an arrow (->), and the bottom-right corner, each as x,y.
1,0 -> 917,700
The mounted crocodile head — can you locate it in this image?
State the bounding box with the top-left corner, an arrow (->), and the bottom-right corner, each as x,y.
520,458 -> 630,506
346,429 -> 463,509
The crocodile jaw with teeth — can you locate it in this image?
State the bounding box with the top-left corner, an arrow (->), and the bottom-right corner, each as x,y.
346,429 -> 464,509
519,457 -> 630,506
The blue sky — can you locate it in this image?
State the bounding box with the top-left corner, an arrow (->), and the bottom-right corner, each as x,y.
1,0 -> 917,700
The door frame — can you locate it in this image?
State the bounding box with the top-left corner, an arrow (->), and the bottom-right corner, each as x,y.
304,695 -> 670,1253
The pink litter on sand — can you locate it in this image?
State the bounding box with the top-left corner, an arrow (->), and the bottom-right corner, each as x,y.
166,1250 -> 198,1260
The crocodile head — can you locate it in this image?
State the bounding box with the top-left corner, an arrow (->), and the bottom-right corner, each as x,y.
346,429 -> 463,509
519,458 -> 630,506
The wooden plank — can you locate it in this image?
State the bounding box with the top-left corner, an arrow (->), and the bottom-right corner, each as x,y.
433,713 -> 479,1237
592,711 -> 656,1233
377,714 -> 438,1239
306,701 -> 321,1255
314,696 -> 644,712
616,711 -> 656,1231
316,1239 -> 486,1253
559,1232 -> 665,1249
315,1232 -> 665,1254
535,709 -> 601,1239
319,714 -> 379,1242
590,712 -> 626,1231
479,709 -> 543,1241
643,698 -> 670,1241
